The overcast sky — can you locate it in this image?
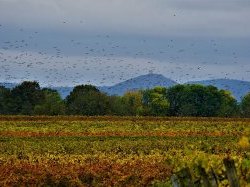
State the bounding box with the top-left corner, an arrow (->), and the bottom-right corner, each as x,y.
0,0 -> 250,86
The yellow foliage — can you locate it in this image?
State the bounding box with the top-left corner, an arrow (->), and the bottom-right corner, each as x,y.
238,136 -> 250,149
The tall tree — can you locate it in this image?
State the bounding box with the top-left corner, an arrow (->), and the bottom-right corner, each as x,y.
0,86 -> 11,114
142,86 -> 169,116
241,92 -> 250,117
34,89 -> 66,115
167,84 -> 223,117
121,91 -> 144,116
66,85 -> 109,115
10,81 -> 44,115
108,96 -> 128,116
166,84 -> 185,116
218,90 -> 239,117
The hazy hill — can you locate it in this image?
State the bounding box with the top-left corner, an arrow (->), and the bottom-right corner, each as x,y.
1,75 -> 250,101
51,87 -> 73,99
0,83 -> 17,89
99,74 -> 178,96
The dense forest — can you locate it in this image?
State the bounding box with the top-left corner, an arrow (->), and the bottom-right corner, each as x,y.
0,81 -> 250,117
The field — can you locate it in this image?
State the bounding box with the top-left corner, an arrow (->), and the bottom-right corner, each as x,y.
0,116 -> 250,186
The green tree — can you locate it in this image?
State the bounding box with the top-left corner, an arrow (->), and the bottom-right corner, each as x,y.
167,84 -> 223,117
66,85 -> 109,115
108,96 -> 128,116
10,81 -> 44,115
34,89 -> 66,115
142,86 -> 169,116
0,86 -> 11,114
217,90 -> 239,117
166,84 -> 185,116
241,92 -> 250,117
121,91 -> 144,116
194,85 -> 222,117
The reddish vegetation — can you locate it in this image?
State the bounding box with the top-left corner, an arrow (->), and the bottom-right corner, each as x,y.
0,116 -> 248,186
0,159 -> 172,186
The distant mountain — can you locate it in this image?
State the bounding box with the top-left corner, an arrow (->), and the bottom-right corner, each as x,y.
0,82 -> 17,89
1,75 -> 250,101
186,79 -> 250,101
51,87 -> 73,99
99,74 -> 177,96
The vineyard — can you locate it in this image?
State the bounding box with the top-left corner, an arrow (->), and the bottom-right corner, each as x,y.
0,116 -> 250,186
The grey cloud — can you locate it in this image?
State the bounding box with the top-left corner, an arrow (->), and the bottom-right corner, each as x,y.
0,0 -> 250,37
167,0 -> 250,11
0,0 -> 249,85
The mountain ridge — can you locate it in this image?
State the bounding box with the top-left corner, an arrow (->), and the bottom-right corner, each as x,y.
99,74 -> 177,96
1,74 -> 250,101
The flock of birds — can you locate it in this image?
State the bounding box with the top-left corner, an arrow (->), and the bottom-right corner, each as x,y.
0,20 -> 249,91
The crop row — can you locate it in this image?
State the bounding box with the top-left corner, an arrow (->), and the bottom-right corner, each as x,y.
0,116 -> 250,186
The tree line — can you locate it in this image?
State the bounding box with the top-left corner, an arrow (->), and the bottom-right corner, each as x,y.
0,81 -> 250,117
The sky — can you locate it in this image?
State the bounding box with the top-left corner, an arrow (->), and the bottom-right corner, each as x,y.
0,0 -> 250,86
